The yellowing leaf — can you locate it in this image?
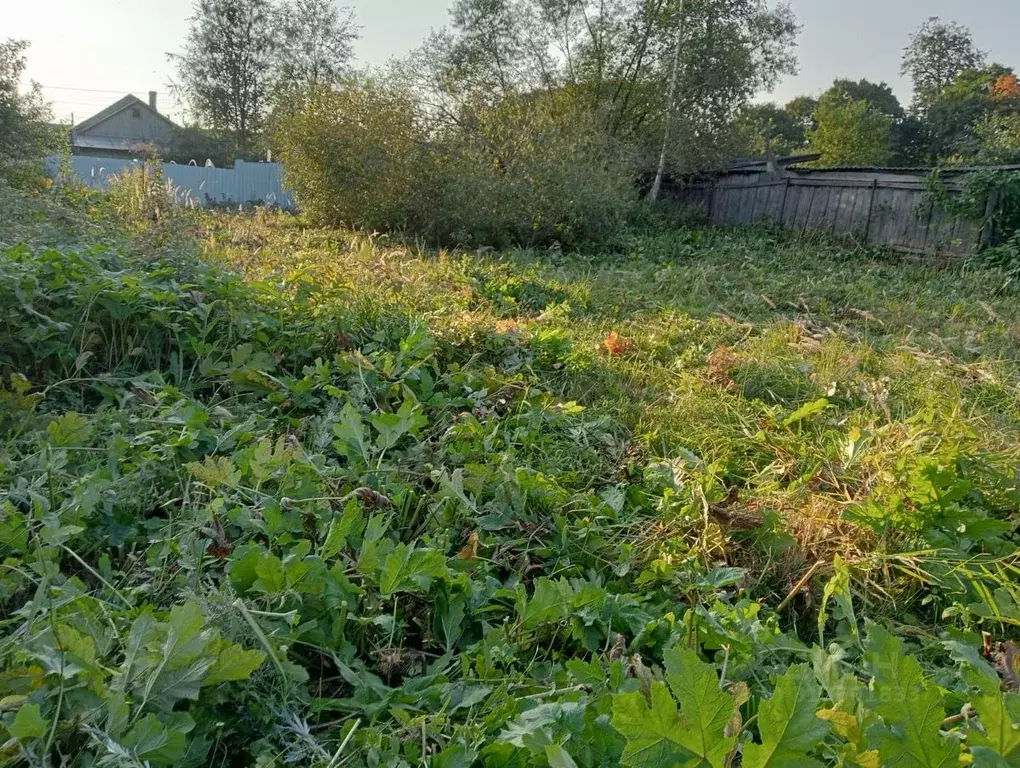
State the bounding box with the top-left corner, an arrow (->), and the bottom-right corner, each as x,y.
816,708 -> 859,741
0,665 -> 45,697
204,637 -> 266,685
601,331 -> 633,357
0,695 -> 27,711
458,532 -> 479,561
783,398 -> 830,428
856,750 -> 881,768
46,411 -> 90,446
188,456 -> 240,489
725,681 -> 750,738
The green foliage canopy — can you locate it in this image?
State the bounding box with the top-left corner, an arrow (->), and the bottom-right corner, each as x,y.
0,40 -> 62,187
807,96 -> 893,167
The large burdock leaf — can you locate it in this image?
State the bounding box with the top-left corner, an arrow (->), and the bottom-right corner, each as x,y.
742,665 -> 828,768
864,623 -> 958,767
967,671 -> 1020,766
612,683 -> 700,767
663,648 -> 736,768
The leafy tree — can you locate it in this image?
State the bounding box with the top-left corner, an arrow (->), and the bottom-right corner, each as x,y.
417,0 -> 799,175
664,0 -> 799,173
807,96 -> 892,167
925,64 -> 1013,161
734,102 -> 808,156
0,39 -> 61,187
276,0 -> 359,98
991,73 -> 1020,103
821,78 -> 904,120
784,94 -> 817,133
971,111 -> 1020,165
889,114 -> 929,166
439,0 -> 553,99
171,0 -> 279,155
902,17 -> 985,112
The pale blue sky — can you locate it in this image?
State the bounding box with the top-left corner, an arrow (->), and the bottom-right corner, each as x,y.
8,0 -> 1020,123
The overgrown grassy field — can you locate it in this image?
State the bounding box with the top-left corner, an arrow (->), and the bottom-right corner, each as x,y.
1,185 -> 1018,767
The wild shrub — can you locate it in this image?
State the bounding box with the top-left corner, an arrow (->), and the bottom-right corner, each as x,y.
275,80 -> 431,234
276,81 -> 639,247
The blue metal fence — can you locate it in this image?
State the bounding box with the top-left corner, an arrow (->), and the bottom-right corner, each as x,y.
48,155 -> 296,210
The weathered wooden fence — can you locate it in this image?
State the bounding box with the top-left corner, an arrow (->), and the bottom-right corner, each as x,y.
667,171 -> 996,258
48,155 -> 296,210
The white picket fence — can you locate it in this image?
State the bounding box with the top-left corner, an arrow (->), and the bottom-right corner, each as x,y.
48,155 -> 296,210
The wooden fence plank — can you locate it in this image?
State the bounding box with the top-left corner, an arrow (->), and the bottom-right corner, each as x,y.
675,171 -> 993,259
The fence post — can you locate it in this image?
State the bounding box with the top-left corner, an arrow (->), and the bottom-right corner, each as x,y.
779,177 -> 792,226
981,186 -> 1003,246
863,179 -> 879,244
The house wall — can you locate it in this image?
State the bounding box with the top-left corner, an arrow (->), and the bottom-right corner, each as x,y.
79,108 -> 173,144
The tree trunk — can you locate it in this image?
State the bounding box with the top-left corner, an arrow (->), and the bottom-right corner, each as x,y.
648,0 -> 685,202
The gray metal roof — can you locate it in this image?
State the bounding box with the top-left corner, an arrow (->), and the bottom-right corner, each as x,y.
72,136 -> 145,152
72,94 -> 178,136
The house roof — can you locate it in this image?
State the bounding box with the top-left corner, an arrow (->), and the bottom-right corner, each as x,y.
72,135 -> 152,152
73,94 -> 178,136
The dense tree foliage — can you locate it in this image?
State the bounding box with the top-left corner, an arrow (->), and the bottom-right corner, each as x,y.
923,64 -> 1015,161
733,102 -> 808,156
806,96 -> 892,167
821,78 -> 904,120
171,0 -> 358,156
0,39 -> 61,186
274,0 -> 358,104
277,0 -> 799,243
165,124 -> 242,167
414,0 -> 799,174
171,0 -> 278,155
902,16 -> 985,112
742,19 -> 1017,170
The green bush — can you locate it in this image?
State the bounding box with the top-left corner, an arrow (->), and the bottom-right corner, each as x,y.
0,40 -> 64,188
275,80 -> 435,234
276,81 -> 639,247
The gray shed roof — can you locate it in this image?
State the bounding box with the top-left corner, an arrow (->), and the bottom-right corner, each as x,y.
787,164 -> 1020,174
722,153 -> 822,173
72,136 -> 151,152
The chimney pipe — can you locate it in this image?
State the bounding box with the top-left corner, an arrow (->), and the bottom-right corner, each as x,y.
148,91 -> 157,111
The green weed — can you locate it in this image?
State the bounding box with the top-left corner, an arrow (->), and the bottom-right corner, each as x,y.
0,190 -> 1017,766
